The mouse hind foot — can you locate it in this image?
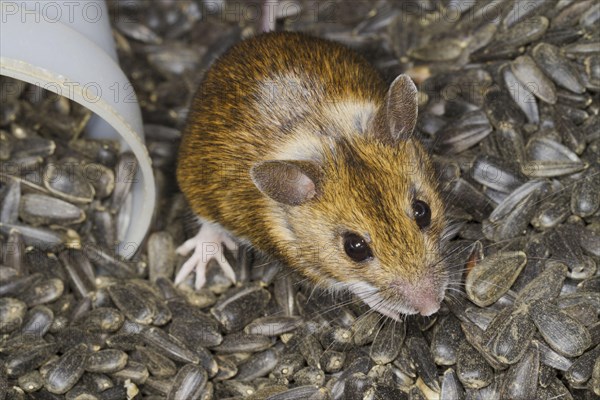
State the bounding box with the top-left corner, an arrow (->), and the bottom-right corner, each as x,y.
175,222 -> 237,289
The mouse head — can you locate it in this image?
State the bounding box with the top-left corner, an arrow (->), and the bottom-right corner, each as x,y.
250,75 -> 447,319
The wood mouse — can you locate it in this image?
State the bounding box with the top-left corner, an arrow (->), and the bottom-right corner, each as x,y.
176,31 -> 448,318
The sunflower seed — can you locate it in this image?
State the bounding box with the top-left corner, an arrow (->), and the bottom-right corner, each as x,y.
20,305 -> 54,338
433,110 -> 493,154
369,322 -> 405,365
464,306 -> 497,331
579,275 -> 600,292
211,285 -> 271,333
110,152 -> 137,214
296,331 -> 324,369
523,137 -> 587,177
269,385 -> 323,400
273,274 -> 298,316
485,305 -> 536,365
110,360 -> 149,385
18,370 -> 44,393
579,2 -> 600,27
515,261 -> 567,306
560,301 -> 598,327
43,162 -> 95,204
0,176 -> 21,224
148,231 -> 176,282
503,0 -> 555,28
532,43 -> 586,94
496,16 -> 549,47
141,327 -> 200,364
532,339 -> 573,371
343,372 -> 374,400
536,377 -> 574,400
59,249 -> 96,299
545,225 -> 593,279
244,316 -> 303,337
440,368 -> 465,400
105,333 -> 139,352
116,20 -> 162,44
0,223 -> 66,251
293,366 -> 324,387
0,296 -> 27,333
531,192 -> 571,230
107,283 -> 156,325
44,344 -> 88,394
502,64 -> 540,124
235,347 -> 280,382
530,301 -> 592,357
409,38 -> 467,62
89,206 -> 116,250
127,279 -> 172,326
571,167 -> 600,217
499,342 -> 539,400
320,351 -> 346,374
317,326 -> 353,352
557,89 -> 592,108
330,356 -> 373,399
271,352 -> 305,379
211,332 -> 273,354
483,181 -> 547,241
80,307 -> 124,333
466,251 -> 527,307
565,344 -> 600,386
456,341 -> 494,390
406,337 -> 439,392
471,155 -> 526,193
511,55 -> 557,104
463,315 -> 510,371
446,178 -> 494,221
564,40 -> 600,59
68,138 -> 119,167
135,345 -> 177,378
83,162 -> 115,199
82,243 -> 137,278
214,356 -> 238,381
85,349 -> 128,374
167,364 -> 207,400
168,314 -> 223,349
585,55 -> 600,87
556,112 -> 586,155
19,278 -> 64,307
11,136 -> 55,159
591,357 -> 600,395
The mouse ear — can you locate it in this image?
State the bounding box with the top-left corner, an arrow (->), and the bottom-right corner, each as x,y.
250,160 -> 322,206
379,74 -> 418,143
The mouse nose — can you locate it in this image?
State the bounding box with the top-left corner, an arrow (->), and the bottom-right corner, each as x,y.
416,297 -> 441,316
394,276 -> 443,316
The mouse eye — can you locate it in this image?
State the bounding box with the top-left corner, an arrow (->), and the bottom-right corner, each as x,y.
412,200 -> 431,229
343,233 -> 373,262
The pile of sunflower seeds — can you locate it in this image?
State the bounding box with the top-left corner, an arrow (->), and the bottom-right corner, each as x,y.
1,0 -> 599,399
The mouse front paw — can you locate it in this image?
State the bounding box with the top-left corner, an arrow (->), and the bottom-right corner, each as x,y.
174,223 -> 237,289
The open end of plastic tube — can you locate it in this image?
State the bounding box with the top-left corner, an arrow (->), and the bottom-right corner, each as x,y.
1,2 -> 156,258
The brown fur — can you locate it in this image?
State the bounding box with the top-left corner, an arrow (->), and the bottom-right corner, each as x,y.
178,32 -> 447,316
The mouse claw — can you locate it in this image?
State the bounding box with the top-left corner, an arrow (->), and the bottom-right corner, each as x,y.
174,223 -> 238,289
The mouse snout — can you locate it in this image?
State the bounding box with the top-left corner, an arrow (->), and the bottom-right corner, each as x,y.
414,294 -> 441,316
393,275 -> 443,316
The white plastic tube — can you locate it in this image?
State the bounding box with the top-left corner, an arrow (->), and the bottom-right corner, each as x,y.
0,0 -> 156,258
